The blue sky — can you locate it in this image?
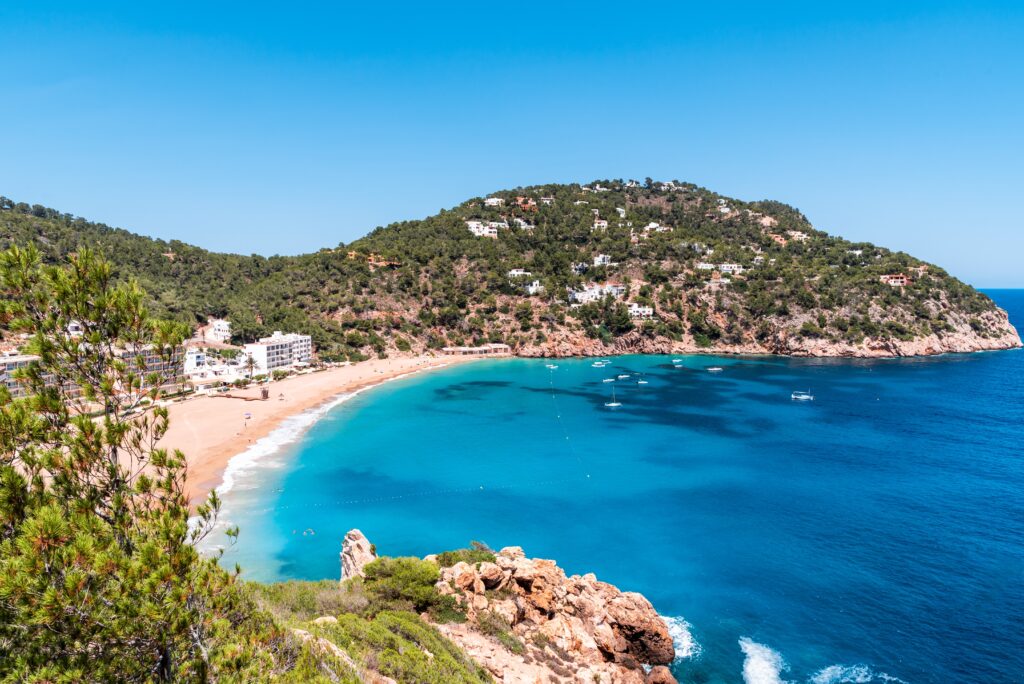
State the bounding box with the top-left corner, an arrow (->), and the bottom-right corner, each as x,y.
2,2 -> 1022,286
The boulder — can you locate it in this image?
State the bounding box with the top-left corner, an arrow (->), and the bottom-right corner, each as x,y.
340,529 -> 376,583
646,665 -> 678,684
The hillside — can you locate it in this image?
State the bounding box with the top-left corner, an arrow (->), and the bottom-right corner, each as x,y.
1,182 -> 1018,359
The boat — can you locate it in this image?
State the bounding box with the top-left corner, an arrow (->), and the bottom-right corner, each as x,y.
604,386 -> 621,408
603,378 -> 615,383
591,361 -> 607,368
617,374 -> 630,379
707,366 -> 723,373
791,390 -> 814,401
545,364 -> 558,369
637,379 -> 649,385
672,359 -> 682,363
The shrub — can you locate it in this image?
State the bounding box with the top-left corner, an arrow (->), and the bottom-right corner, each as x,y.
362,557 -> 441,613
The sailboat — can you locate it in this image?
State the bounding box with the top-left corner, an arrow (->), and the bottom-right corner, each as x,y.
791,390 -> 814,401
604,385 -> 621,408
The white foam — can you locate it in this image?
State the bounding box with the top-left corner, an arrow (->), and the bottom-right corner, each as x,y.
739,638 -> 791,684
810,665 -> 907,684
662,616 -> 702,660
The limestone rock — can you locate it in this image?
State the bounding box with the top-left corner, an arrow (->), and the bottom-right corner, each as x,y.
312,615 -> 338,625
340,529 -> 376,583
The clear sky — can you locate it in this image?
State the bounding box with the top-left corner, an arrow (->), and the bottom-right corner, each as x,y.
2,2 -> 1022,286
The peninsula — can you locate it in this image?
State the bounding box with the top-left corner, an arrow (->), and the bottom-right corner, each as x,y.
2,181 -> 1018,362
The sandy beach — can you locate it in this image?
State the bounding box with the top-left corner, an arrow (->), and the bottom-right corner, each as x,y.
160,355 -> 472,505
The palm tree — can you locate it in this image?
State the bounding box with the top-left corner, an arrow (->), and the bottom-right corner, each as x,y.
244,354 -> 256,383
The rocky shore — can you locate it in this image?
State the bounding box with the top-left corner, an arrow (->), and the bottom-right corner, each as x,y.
519,306 -> 1021,359
341,530 -> 679,684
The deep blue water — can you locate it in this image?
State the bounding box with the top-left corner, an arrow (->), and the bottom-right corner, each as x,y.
213,291 -> 1024,683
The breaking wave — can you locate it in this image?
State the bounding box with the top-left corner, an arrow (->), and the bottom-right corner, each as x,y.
662,616 -> 701,660
739,638 -> 791,684
810,664 -> 908,684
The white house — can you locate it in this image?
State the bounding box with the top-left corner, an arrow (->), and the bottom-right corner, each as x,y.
525,280 -> 545,296
570,282 -> 626,304
847,249 -> 864,256
616,207 -> 626,218
696,262 -> 717,270
625,180 -> 640,188
719,263 -> 744,274
573,200 -> 589,206
628,303 -> 654,319
539,197 -> 555,205
593,219 -> 608,231
183,347 -> 207,374
206,318 -> 232,343
787,231 -> 809,242
488,220 -> 509,230
513,218 -> 535,230
508,268 -> 532,278
593,254 -> 614,267
466,221 -> 498,238
484,197 -> 504,207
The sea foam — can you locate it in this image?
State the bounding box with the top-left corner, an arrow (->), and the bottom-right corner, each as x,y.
810,664 -> 907,684
662,616 -> 701,660
739,638 -> 791,684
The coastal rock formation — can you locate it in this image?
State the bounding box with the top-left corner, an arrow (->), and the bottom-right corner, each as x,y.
431,545 -> 677,684
518,304 -> 1021,359
340,529 -> 376,582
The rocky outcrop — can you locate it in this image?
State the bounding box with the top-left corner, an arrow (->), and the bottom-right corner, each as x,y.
517,306 -> 1021,359
432,545 -> 677,684
340,529 -> 376,582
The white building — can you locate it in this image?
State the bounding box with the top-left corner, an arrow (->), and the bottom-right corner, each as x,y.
513,218 -> 535,230
616,207 -> 626,218
525,280 -> 545,296
787,231 -> 809,242
628,303 -> 654,319
719,263 -> 745,274
466,221 -> 498,239
484,197 -> 504,207
696,262 -> 717,270
593,219 -> 608,231
0,353 -> 36,399
508,268 -> 532,278
570,283 -> 626,304
244,331 -> 313,374
539,197 -> 555,205
488,220 -> 509,230
593,254 -> 614,267
206,318 -> 232,343
184,347 -> 207,374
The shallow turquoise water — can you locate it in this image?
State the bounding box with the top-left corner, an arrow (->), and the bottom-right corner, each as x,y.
213,291 -> 1024,683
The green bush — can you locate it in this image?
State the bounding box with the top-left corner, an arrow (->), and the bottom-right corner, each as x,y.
363,557 -> 441,613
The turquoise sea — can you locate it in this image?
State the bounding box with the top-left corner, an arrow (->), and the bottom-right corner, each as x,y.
211,291 -> 1024,683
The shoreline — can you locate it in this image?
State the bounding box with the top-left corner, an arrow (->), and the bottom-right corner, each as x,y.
161,355 -> 479,506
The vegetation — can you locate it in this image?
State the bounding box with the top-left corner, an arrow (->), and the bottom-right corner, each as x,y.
1,182 -> 1009,361
0,248 -> 484,682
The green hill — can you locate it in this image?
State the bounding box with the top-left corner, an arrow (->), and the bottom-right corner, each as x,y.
2,181 -> 1018,359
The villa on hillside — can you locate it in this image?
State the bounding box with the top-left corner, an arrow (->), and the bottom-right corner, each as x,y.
880,273 -> 910,287
593,219 -> 608,231
628,303 -> 654,319
508,268 -> 532,279
570,282 -> 626,304
466,221 -> 498,238
484,197 -> 504,207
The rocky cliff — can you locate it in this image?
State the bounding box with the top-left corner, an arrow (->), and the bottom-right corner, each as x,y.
338,531 -> 679,684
